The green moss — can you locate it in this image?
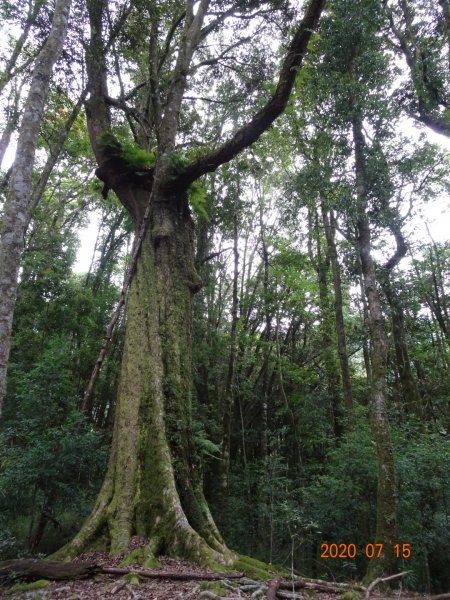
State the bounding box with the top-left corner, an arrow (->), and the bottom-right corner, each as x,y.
97,131 -> 121,150
199,581 -> 228,596
340,592 -> 361,600
120,550 -> 141,566
9,579 -> 50,593
97,131 -> 156,170
143,555 -> 160,569
122,573 -> 141,586
233,554 -> 277,580
120,547 -> 160,568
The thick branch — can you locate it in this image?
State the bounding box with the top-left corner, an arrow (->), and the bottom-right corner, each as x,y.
383,220 -> 407,272
158,0 -> 211,150
169,0 -> 327,190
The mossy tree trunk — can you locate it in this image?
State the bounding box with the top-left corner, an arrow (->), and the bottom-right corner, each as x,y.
321,206 -> 354,419
381,274 -> 424,419
57,191 -> 233,567
312,206 -> 344,438
353,114 -> 398,581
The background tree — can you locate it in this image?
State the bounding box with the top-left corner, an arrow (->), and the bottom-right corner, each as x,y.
0,0 -> 72,414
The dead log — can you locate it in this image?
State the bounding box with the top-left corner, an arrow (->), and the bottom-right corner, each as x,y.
267,578 -> 281,600
101,566 -> 244,580
277,592 -> 304,600
0,559 -> 244,584
279,577 -> 365,594
0,559 -> 100,582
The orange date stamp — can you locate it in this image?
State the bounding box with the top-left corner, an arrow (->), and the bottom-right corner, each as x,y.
320,543 -> 411,559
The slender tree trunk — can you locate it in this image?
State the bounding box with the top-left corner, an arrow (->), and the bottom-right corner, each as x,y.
382,277 -> 423,418
0,0 -> 72,416
0,86 -> 22,169
322,206 -> 354,418
259,202 -> 271,460
220,213 -> 240,495
353,115 -> 397,581
0,0 -> 44,94
26,85 -> 90,227
28,489 -> 59,551
313,207 -> 343,437
358,261 -> 372,388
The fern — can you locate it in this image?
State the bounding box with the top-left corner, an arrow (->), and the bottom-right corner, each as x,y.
120,145 -> 156,170
194,431 -> 221,459
189,181 -> 209,221
98,132 -> 156,170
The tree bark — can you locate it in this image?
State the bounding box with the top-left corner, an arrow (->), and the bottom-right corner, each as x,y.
220,213 -> 240,496
56,193 -> 233,566
313,207 -> 343,437
322,207 -> 354,418
0,560 -> 100,582
382,277 -> 423,418
353,114 -> 397,581
0,0 -> 72,416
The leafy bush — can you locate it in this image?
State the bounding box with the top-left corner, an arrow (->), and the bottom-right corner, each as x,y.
0,338 -> 108,555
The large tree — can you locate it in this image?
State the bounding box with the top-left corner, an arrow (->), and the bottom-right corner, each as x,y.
55,0 -> 327,566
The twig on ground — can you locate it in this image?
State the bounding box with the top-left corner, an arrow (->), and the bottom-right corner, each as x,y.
110,579 -> 128,594
365,571 -> 410,600
198,592 -> 235,599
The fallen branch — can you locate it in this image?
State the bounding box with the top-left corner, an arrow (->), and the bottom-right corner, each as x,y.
279,578 -> 365,594
101,566 -> 244,580
0,559 -> 243,584
277,591 -> 305,600
365,571 -> 410,599
198,593 -> 234,600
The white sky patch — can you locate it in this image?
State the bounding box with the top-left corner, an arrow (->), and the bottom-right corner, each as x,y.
74,210 -> 101,273
398,117 -> 450,245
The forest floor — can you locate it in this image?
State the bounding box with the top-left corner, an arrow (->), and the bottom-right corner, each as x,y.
0,550 -> 434,600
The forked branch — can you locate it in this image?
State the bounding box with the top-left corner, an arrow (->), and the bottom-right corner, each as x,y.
169,0 -> 327,190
